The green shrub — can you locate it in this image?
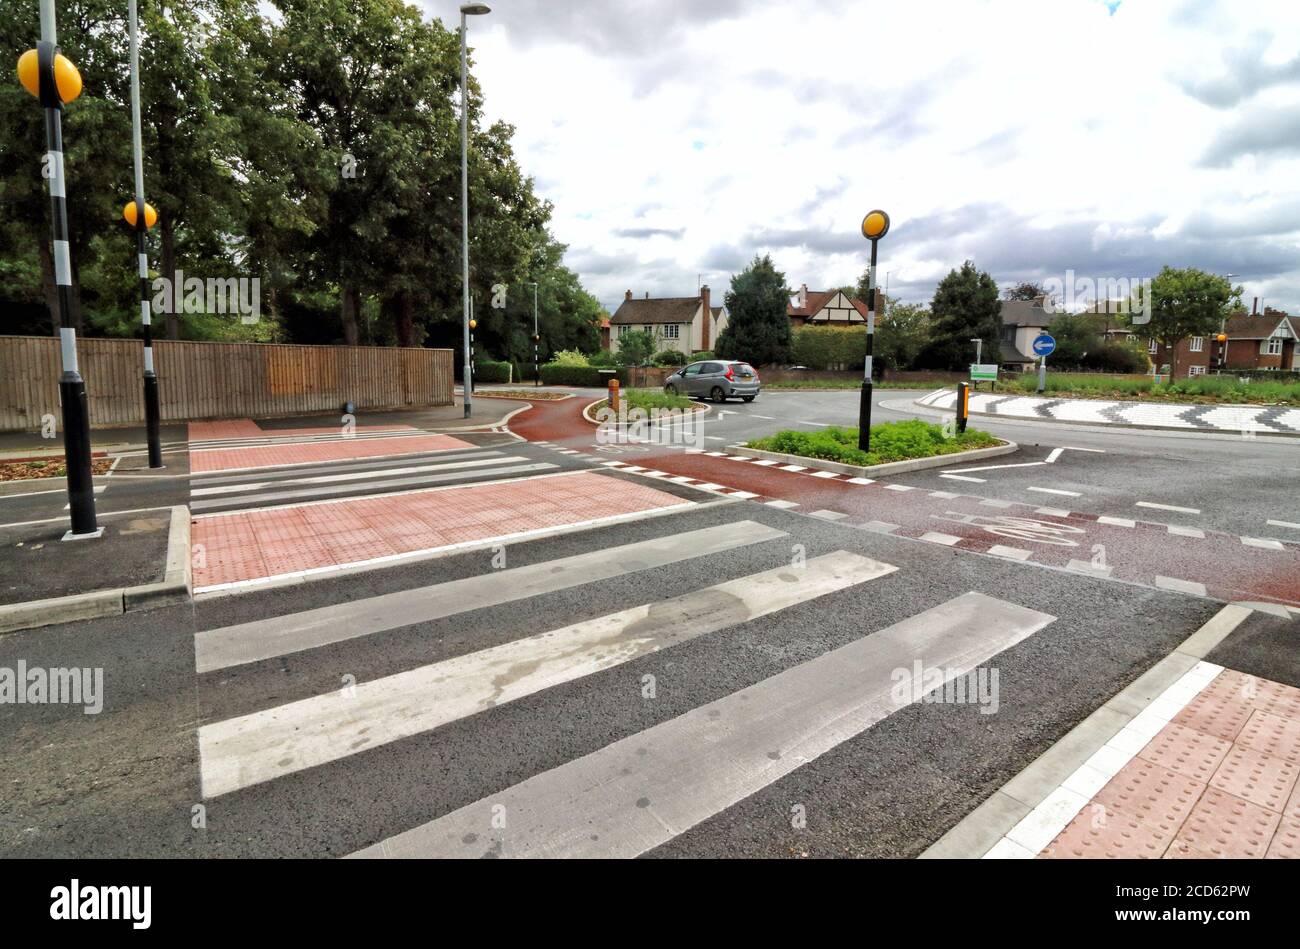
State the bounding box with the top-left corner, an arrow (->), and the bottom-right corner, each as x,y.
540,364 -> 628,386
549,349 -> 591,367
587,349 -> 618,367
473,358 -> 512,383
653,349 -> 687,366
790,326 -> 865,370
747,419 -> 999,467
691,350 -> 716,362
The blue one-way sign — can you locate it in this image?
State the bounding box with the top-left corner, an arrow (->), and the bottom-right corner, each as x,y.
1031,334 -> 1056,358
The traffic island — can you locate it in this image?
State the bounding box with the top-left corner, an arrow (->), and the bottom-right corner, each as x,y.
742,419 -> 1014,479
0,505 -> 191,634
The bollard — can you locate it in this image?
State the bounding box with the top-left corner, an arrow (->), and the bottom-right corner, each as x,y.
608,377 -> 620,414
956,381 -> 969,434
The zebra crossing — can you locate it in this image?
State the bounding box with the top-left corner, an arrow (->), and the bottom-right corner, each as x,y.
188,440 -> 575,514
189,501 -> 1072,858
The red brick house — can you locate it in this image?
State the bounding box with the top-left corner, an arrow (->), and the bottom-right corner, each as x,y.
1221,307 -> 1298,372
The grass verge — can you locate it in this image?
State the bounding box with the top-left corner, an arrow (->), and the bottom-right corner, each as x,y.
746,419 -> 1000,468
592,387 -> 702,414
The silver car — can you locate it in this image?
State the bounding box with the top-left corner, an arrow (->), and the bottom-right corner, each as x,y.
663,360 -> 761,403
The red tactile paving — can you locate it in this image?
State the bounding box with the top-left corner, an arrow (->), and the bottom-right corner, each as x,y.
1034,669 -> 1300,859
191,470 -> 690,589
190,434 -> 474,473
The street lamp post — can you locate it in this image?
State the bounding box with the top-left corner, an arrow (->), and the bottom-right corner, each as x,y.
527,280 -> 539,387
858,210 -> 890,453
459,3 -> 490,418
18,0 -> 99,538
126,0 -> 162,468
971,338 -> 982,390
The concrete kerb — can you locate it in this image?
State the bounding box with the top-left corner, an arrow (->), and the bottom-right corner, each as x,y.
738,440 -> 1017,479
0,505 -> 192,635
581,399 -> 713,426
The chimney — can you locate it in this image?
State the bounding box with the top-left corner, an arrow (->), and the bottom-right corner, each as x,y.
645,292 -> 649,299
1253,296 -> 1259,316
799,283 -> 808,308
625,289 -> 633,302
1033,293 -> 1047,307
700,284 -> 711,351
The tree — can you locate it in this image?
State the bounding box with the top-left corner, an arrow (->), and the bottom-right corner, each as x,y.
1133,266 -> 1238,378
1003,281 -> 1046,302
715,254 -> 792,365
918,261 -> 1001,370
616,330 -> 654,366
876,299 -> 932,373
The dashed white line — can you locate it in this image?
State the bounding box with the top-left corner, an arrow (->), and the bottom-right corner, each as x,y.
988,545 -> 1033,561
810,510 -> 848,521
940,474 -> 985,483
847,477 -> 875,485
1266,519 -> 1300,531
1097,516 -> 1135,528
1066,560 -> 1112,577
1136,501 -> 1200,515
1167,525 -> 1205,539
810,470 -> 841,479
1241,537 -> 1285,551
1155,576 -> 1208,596
1028,487 -> 1081,497
779,465 -> 807,472
921,532 -> 962,546
884,484 -> 914,492
765,499 -> 799,509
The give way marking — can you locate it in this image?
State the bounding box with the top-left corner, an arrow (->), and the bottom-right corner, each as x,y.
941,445 -> 1105,476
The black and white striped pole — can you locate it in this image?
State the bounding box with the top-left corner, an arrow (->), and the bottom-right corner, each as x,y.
858,209 -> 890,453
18,0 -> 99,538
528,280 -> 540,387
125,0 -> 162,469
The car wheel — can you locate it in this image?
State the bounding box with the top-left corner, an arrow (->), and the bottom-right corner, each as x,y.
742,395 -> 755,403
710,386 -> 726,403
664,383 -> 678,395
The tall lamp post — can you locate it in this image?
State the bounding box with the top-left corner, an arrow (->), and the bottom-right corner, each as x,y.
18,0 -> 100,538
126,0 -> 162,468
858,209 -> 890,452
527,280 -> 539,386
459,2 -> 490,418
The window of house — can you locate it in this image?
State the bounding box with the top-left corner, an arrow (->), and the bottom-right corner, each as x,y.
617,324 -> 630,337
643,325 -> 653,334
1265,337 -> 1283,355
1189,336 -> 1204,352
664,324 -> 680,339
1188,365 -> 1206,376
1148,339 -> 1159,354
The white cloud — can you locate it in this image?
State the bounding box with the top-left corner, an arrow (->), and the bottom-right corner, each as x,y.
426,0 -> 1300,313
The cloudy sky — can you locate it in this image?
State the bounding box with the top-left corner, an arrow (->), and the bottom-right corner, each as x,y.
427,0 -> 1300,315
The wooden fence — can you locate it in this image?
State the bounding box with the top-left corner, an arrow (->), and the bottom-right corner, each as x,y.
0,336 -> 454,431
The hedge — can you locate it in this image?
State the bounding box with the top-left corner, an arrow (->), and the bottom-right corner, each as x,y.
540,364 -> 628,386
473,358 -> 512,384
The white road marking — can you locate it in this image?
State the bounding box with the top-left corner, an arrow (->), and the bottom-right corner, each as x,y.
1266,519 -> 1300,531
941,474 -> 985,483
765,499 -> 799,509
349,592 -> 1055,858
752,459 -> 780,467
847,477 -> 875,485
884,484 -> 914,492
858,521 -> 899,534
1097,516 -> 1135,528
1241,537 -> 1285,551
199,552 -> 898,798
979,499 -> 1016,508
988,545 -> 1033,561
193,521 -> 789,672
810,470 -> 841,479
1066,560 -> 1112,577
1167,525 -> 1205,539
1027,487 -> 1081,497
1136,502 -> 1200,514
779,464 -> 807,472
1035,507 -> 1071,517
921,532 -> 962,546
1155,576 -> 1208,596
929,491 -> 961,499
810,510 -> 848,521
189,457 -> 529,497
729,491 -> 759,500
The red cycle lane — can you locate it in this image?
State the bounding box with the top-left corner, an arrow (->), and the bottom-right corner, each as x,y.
507,395 -> 1300,609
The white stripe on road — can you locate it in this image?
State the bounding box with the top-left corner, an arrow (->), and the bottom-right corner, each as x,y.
1155,576 -> 1208,597
349,592 -> 1055,858
1136,502 -> 1200,514
1027,487 -> 1081,497
1266,519 -> 1300,531
1097,516 -> 1135,528
921,532 -> 962,546
765,499 -> 798,509
199,552 -> 898,798
941,474 -> 985,483
988,545 -> 1032,561
1241,537 -> 1285,551
1167,525 -> 1205,539
194,521 -> 790,673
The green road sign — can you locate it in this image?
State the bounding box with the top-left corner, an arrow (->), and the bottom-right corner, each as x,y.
970,363 -> 998,382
